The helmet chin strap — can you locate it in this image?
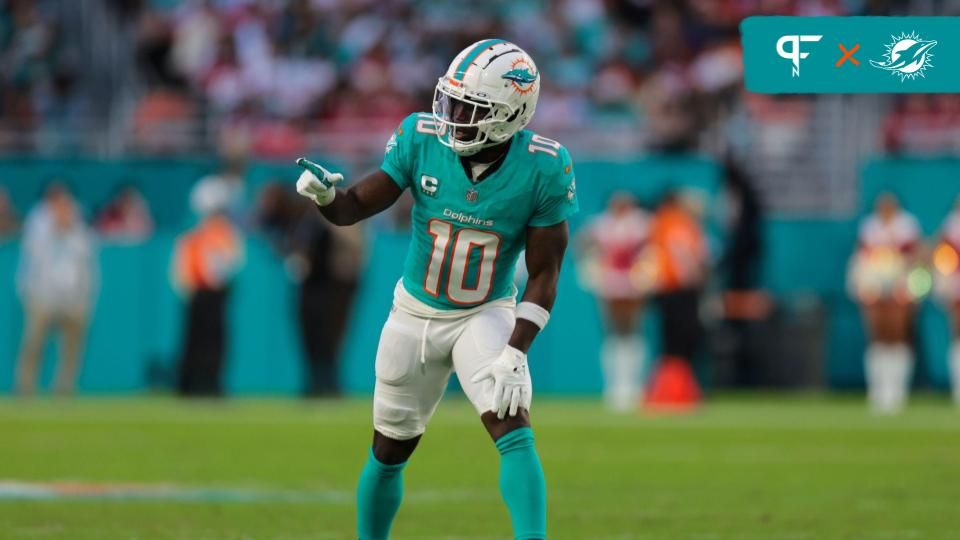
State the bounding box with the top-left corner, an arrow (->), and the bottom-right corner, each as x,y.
449,130 -> 491,156
450,128 -> 511,157
452,142 -> 485,157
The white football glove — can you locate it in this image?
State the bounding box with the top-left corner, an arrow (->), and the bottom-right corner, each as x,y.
470,345 -> 533,419
295,157 -> 342,207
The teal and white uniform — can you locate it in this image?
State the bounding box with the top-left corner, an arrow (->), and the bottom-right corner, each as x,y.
372,112 -> 578,440
382,112 -> 578,311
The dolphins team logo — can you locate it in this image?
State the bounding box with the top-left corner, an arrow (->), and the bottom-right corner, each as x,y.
870,31 -> 937,81
384,132 -> 397,154
501,59 -> 538,94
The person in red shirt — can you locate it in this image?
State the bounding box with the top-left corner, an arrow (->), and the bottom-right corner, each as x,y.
95,185 -> 154,241
848,193 -> 922,413
578,193 -> 653,412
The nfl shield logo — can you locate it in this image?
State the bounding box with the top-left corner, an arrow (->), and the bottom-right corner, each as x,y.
465,189 -> 479,203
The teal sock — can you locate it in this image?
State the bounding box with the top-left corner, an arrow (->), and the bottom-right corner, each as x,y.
496,427 -> 547,540
357,448 -> 407,540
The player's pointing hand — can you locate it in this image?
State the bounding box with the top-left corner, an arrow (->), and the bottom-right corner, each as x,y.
296,157 -> 342,207
471,345 -> 533,419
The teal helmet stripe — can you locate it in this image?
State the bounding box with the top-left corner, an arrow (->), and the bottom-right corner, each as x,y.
453,39 -> 507,81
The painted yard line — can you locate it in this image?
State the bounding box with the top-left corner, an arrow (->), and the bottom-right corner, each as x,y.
0,481 -> 487,505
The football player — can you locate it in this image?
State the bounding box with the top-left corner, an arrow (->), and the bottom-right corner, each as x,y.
295,40 -> 577,540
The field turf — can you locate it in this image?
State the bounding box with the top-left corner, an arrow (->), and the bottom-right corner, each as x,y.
1,395 -> 959,539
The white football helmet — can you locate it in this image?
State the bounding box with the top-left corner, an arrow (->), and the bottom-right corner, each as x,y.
433,39 -> 540,156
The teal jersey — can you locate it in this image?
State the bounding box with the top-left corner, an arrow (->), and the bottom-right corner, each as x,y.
381,112 -> 579,310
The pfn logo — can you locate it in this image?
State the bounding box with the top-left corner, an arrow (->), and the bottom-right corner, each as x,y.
777,35 -> 822,77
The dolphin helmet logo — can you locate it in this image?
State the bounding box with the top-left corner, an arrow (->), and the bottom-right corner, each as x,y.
502,68 -> 538,85
870,32 -> 937,81
502,59 -> 538,94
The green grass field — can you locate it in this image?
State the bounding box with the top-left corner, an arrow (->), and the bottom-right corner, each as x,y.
2,395 -> 959,539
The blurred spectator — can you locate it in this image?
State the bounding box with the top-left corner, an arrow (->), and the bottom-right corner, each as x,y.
0,0 -> 58,139
639,67 -> 699,152
135,5 -> 181,89
15,183 -> 97,396
253,181 -> 292,250
173,179 -> 243,397
883,94 -> 960,155
132,86 -> 196,154
170,0 -> 222,83
255,182 -> 364,397
577,192 -> 653,412
200,33 -> 250,115
191,151 -> 247,223
717,158 -> 770,387
743,94 -> 815,160
644,191 -> 708,410
847,193 -> 921,413
719,159 -> 763,290
931,197 -> 960,404
95,185 -> 154,241
248,118 -> 308,158
295,203 -> 364,398
0,187 -> 20,239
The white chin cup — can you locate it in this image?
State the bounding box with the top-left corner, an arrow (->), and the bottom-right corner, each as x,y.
449,137 -> 485,156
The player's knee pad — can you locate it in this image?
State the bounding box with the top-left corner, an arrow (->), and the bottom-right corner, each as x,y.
375,313 -> 424,385
373,396 -> 424,441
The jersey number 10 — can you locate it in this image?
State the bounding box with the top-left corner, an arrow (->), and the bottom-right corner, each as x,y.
424,219 -> 501,305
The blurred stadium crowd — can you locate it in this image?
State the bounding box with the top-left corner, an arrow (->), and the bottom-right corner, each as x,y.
2,0 -> 959,165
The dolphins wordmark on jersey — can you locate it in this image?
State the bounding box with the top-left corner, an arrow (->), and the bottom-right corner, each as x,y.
381,112 -> 578,310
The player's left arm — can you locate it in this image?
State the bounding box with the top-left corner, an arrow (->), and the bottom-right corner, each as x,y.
471,140 -> 578,419
472,222 -> 570,419
509,222 -> 569,353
